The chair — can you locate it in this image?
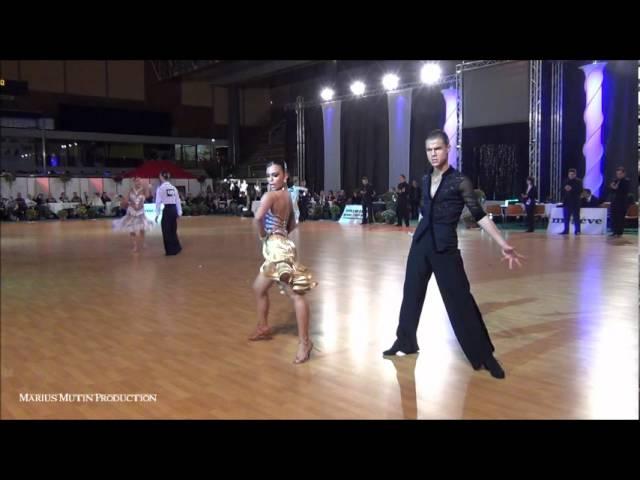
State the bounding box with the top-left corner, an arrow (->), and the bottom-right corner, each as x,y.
504,204 -> 525,223
533,204 -> 546,224
485,204 -> 503,223
624,203 -> 638,220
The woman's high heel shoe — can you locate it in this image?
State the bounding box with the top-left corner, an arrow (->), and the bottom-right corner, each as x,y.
293,341 -> 314,364
248,326 -> 273,341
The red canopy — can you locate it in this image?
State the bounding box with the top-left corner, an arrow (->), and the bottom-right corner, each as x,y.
122,160 -> 196,179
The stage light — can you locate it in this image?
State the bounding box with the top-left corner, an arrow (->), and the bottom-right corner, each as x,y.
382,74 -> 399,91
350,81 -> 366,96
421,63 -> 442,85
211,138 -> 216,142
61,145 -> 66,149
320,88 -> 335,101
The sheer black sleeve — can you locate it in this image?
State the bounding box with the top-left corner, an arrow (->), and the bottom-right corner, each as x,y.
459,176 -> 486,222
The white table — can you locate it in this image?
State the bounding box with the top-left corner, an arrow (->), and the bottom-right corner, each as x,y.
48,202 -> 80,215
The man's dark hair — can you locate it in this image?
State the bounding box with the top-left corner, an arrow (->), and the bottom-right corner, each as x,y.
426,129 -> 450,146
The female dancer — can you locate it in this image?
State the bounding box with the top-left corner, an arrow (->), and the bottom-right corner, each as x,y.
112,177 -> 154,252
249,160 -> 317,364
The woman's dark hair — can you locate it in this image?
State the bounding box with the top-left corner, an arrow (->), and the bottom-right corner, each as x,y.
159,171 -> 171,180
266,159 -> 287,173
526,176 -> 535,184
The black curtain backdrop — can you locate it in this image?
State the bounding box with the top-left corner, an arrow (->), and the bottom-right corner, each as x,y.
539,60 -> 552,201
284,109 -> 297,181
462,123 -> 530,200
304,105 -> 324,193
340,95 -> 389,196
409,88 -> 446,184
602,60 -> 638,200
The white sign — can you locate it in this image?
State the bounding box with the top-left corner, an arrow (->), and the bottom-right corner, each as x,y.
144,203 -> 162,223
547,207 -> 607,235
339,204 -> 363,224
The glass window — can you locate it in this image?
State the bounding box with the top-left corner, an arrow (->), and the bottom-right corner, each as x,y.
197,144 -> 212,163
183,145 -> 196,163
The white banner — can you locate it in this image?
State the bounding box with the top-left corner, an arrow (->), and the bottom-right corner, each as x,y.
339,204 -> 363,224
547,206 -> 607,235
144,203 -> 162,223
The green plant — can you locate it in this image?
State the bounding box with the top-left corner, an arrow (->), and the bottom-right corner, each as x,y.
385,201 -> 397,211
197,203 -> 209,216
381,209 -> 397,224
26,207 -> 39,221
381,192 -> 394,203
374,211 -> 385,223
182,205 -> 192,216
88,206 -> 102,218
311,205 -> 323,220
57,209 -> 69,220
75,205 -> 89,219
329,204 -> 341,220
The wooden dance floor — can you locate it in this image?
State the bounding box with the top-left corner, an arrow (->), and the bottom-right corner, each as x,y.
1,216 -> 637,419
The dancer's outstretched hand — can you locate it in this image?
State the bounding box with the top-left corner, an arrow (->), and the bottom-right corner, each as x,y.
500,245 -> 526,270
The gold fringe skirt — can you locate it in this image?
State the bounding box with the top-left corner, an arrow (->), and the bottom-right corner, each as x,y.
260,234 -> 317,295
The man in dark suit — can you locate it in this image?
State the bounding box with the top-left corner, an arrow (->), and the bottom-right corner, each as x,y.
359,176 -> 375,225
382,130 -> 524,379
580,189 -> 600,208
608,166 -> 630,237
396,174 -> 410,227
409,179 -> 422,220
521,176 -> 537,232
561,168 -> 583,235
